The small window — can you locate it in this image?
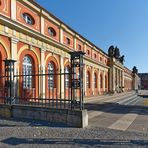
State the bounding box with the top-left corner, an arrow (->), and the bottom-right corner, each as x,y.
48,27 -> 56,37
23,56 -> 33,88
48,62 -> 55,89
105,60 -> 107,64
100,57 -> 102,62
64,66 -> 70,88
105,75 -> 107,88
22,13 -> 35,25
94,53 -> 97,59
66,38 -> 70,45
94,73 -> 97,88
100,74 -> 103,89
78,44 -> 81,50
87,50 -> 90,55
86,71 -> 90,88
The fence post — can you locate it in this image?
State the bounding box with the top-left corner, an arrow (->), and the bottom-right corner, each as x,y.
69,51 -> 85,110
3,59 -> 16,104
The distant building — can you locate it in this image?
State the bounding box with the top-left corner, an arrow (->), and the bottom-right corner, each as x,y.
138,73 -> 148,89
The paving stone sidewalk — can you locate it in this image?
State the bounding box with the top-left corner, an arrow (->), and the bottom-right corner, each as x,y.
0,118 -> 148,148
1,91 -> 148,147
84,91 -> 136,103
85,90 -> 148,134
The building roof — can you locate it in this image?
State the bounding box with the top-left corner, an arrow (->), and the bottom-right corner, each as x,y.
138,73 -> 148,75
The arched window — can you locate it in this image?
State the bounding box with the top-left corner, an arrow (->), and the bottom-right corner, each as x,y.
48,27 -> 56,37
86,71 -> 90,88
66,38 -> 70,45
100,57 -> 102,62
78,44 -> 81,50
48,62 -> 55,89
23,56 -> 33,88
87,50 -> 90,55
105,75 -> 107,88
22,13 -> 35,25
94,73 -> 97,88
100,74 -> 103,89
94,53 -> 97,59
64,66 -> 70,88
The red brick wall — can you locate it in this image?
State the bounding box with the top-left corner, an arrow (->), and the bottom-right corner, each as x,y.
0,0 -> 11,18
44,19 -> 60,42
124,78 -> 133,91
86,45 -> 91,58
16,1 -> 40,32
76,39 -> 84,51
63,31 -> 74,49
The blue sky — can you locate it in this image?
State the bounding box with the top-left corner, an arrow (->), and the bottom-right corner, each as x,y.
36,0 -> 148,73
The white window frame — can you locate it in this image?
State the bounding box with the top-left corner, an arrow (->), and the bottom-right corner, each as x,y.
23,56 -> 32,88
22,13 -> 34,25
64,67 -> 70,88
48,62 -> 54,89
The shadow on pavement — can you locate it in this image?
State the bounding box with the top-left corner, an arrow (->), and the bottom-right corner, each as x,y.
85,102 -> 148,115
0,117 -> 70,128
139,94 -> 148,98
1,137 -> 148,147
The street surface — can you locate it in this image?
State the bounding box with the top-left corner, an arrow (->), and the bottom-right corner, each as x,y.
86,90 -> 148,133
0,90 -> 148,147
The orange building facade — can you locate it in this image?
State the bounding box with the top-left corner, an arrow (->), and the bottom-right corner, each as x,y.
0,0 -> 139,99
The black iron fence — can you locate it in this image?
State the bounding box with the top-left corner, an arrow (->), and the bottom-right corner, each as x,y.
0,51 -> 85,110
0,70 -> 79,109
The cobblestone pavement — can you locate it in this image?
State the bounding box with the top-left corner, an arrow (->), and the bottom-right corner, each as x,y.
1,91 -> 148,147
87,103 -> 148,134
86,90 -> 148,134
0,118 -> 148,148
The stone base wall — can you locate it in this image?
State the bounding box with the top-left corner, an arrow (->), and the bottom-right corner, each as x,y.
0,104 -> 12,118
0,104 -> 88,128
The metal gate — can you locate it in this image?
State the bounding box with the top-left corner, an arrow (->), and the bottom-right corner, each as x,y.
0,51 -> 85,110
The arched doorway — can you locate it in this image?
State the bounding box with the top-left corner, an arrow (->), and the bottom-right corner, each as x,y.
64,65 -> 70,98
105,75 -> 108,92
86,70 -> 91,96
22,55 -> 36,99
19,49 -> 39,99
45,56 -> 59,99
94,72 -> 98,95
0,43 -> 8,102
100,74 -> 103,94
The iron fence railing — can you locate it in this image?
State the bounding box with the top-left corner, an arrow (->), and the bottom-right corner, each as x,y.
0,71 -> 82,110
0,51 -> 85,110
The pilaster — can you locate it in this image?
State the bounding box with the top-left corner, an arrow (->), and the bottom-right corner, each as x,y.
84,64 -> 87,96
60,55 -> 65,98
84,44 -> 86,53
103,70 -> 106,92
41,16 -> 45,34
10,37 -> 19,97
40,49 -> 46,98
11,0 -> 16,20
60,26 -> 63,44
112,66 -> 116,92
98,68 -> 100,94
92,68 -> 94,95
73,36 -> 76,50
11,37 -> 19,60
